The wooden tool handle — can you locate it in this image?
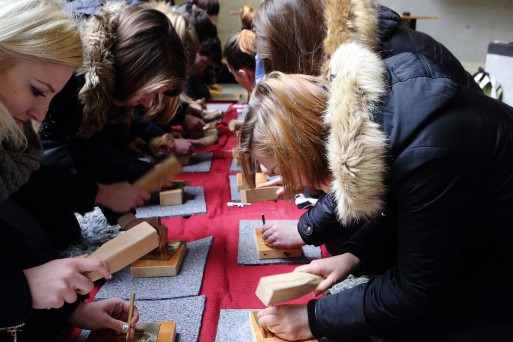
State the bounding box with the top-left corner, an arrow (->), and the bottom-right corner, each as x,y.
255,272 -> 323,306
134,154 -> 182,192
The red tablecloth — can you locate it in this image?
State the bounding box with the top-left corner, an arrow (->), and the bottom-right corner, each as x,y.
69,103 -> 326,341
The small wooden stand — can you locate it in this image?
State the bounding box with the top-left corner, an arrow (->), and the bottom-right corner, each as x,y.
248,311 -> 316,342
159,188 -> 184,206
254,227 -> 302,259
85,222 -> 159,282
131,241 -> 186,278
256,272 -> 323,306
87,321 -> 176,341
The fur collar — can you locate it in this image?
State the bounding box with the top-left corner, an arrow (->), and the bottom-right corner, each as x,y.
324,0 -> 380,60
77,1 -> 128,137
325,41 -> 388,225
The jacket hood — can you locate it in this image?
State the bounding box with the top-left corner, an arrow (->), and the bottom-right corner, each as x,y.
324,0 -> 380,61
325,41 -> 388,225
77,1 -> 128,137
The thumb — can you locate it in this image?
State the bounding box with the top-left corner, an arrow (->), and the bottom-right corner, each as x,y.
313,274 -> 336,296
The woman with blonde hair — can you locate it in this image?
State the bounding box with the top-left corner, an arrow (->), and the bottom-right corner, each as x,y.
0,1 -> 139,340
238,42 -> 513,340
12,1 -> 187,248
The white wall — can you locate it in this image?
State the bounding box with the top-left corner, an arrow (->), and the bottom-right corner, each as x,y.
214,0 -> 513,74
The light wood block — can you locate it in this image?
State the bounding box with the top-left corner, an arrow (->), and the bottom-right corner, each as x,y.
240,186 -> 281,203
254,228 -> 302,259
249,311 -> 316,342
85,222 -> 159,282
159,188 -> 184,206
256,272 -> 323,306
134,154 -> 182,192
237,172 -> 268,190
87,321 -> 176,341
176,154 -> 191,165
131,241 -> 186,278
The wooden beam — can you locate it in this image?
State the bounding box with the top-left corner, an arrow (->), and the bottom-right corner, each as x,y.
255,272 -> 323,306
254,228 -> 302,259
131,241 -> 186,278
159,188 -> 184,206
85,222 -> 159,282
134,154 -> 182,192
240,187 -> 281,203
237,172 -> 268,190
176,154 -> 191,166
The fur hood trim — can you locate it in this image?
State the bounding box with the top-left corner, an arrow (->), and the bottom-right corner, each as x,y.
324,0 -> 379,59
325,41 -> 388,225
77,1 -> 128,137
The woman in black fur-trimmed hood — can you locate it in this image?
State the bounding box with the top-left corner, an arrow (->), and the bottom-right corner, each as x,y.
237,31 -> 513,342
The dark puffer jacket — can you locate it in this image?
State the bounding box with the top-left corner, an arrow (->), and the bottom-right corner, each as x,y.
305,42 -> 513,340
299,0 -> 481,251
0,219 -> 82,342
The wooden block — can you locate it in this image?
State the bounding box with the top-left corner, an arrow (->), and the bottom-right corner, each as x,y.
254,228 -> 302,259
85,222 -> 159,282
87,321 -> 176,341
159,188 -> 184,206
248,311 -> 316,342
176,154 -> 190,165
131,241 -> 186,278
237,172 -> 269,191
240,186 -> 281,203
255,272 -> 323,306
134,154 -> 182,192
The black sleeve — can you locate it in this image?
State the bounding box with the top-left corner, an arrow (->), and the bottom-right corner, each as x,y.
298,193 -> 363,255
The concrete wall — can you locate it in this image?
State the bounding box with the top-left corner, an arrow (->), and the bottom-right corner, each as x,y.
213,0 -> 513,74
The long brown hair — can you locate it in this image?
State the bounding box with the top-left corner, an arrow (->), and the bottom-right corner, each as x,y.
237,72 -> 330,198
224,5 -> 256,71
113,6 -> 186,102
253,0 -> 326,76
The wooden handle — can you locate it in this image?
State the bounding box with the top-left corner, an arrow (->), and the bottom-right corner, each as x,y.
255,272 -> 323,306
134,154 -> 182,192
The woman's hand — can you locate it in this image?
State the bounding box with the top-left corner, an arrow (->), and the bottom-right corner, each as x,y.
295,253 -> 360,296
261,222 -> 305,248
68,297 -> 139,335
257,305 -> 313,341
96,182 -> 151,212
23,257 -> 110,309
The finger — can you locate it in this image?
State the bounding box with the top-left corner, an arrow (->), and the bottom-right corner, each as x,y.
313,274 -> 337,296
63,289 -> 78,304
72,274 -> 95,295
276,187 -> 285,197
75,258 -> 111,280
255,179 -> 277,188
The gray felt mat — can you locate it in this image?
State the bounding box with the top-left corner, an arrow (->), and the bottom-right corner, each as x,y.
238,220 -> 322,265
215,309 -> 253,342
229,159 -> 242,173
136,186 -> 206,218
228,174 -> 241,202
182,152 -> 213,173
96,236 -> 213,300
79,295 -> 206,342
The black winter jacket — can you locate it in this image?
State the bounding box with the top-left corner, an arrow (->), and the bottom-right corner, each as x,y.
306,44 -> 513,340
298,3 -> 481,251
0,220 -> 82,342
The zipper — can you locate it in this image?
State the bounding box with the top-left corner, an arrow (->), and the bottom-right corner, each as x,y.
0,323 -> 25,342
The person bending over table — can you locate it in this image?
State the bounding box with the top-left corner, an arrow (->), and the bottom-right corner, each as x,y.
236,44 -> 513,341
0,1 -> 139,340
